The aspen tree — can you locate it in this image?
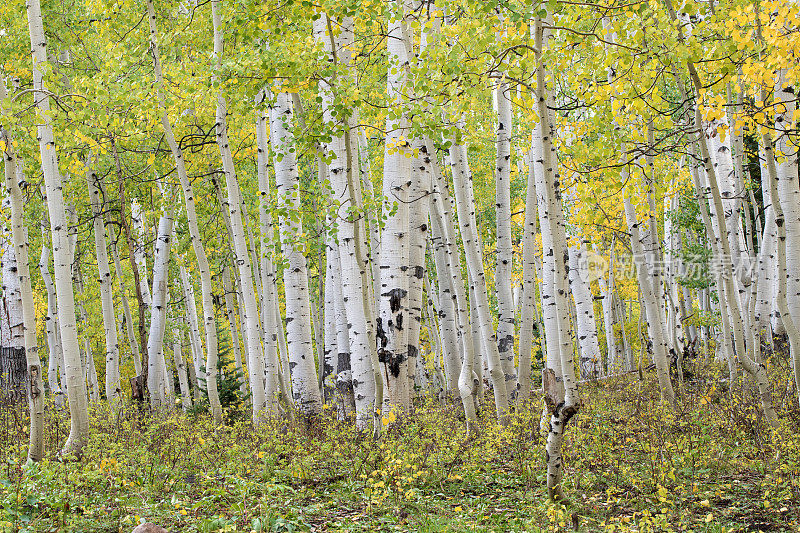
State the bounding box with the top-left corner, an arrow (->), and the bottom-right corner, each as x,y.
378,0 -> 413,412
517,150 -> 539,402
26,0 -> 89,456
146,200 -> 175,410
146,0 -> 222,423
85,160 -> 121,401
257,109 -> 283,409
39,221 -> 64,404
315,13 -> 377,426
2,118 -> 45,461
270,90 -> 323,417
494,64 -> 518,400
449,133 -> 510,422
209,0 -> 269,419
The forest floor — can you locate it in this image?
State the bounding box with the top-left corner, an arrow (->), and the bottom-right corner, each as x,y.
2,362 -> 800,532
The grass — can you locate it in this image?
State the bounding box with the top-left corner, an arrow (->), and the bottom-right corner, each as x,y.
1,360 -> 799,532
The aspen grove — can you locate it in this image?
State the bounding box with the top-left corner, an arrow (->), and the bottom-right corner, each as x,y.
1,0 -> 800,530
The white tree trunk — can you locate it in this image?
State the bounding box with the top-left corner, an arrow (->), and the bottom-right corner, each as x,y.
2,136 -> 45,460
146,209 -> 174,410
270,91 -> 323,417
449,133 -> 510,423
39,223 -> 64,404
26,0 -> 89,456
568,244 -> 602,380
532,16 -> 580,500
494,80 -> 518,400
85,160 -> 121,401
257,111 -> 283,410
179,263 -> 204,399
428,193 -> 463,398
517,150 -> 539,402
222,266 -> 247,398
774,68 -> 800,401
146,0 -> 222,423
130,199 -> 152,310
209,0 -> 267,420
623,195 -> 676,405
172,324 -> 192,410
378,4 -> 412,412
315,14 -> 377,425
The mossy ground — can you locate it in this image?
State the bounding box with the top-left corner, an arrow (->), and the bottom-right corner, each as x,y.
2,362 -> 799,532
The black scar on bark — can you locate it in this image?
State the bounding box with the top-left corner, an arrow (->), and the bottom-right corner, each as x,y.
407,344 -> 418,360
376,317 -> 388,349
384,288 -> 408,313
395,312 -> 403,331
337,352 -> 352,373
498,334 -> 514,353
412,265 -> 424,279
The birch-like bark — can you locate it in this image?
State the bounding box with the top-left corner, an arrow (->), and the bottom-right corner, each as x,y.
449,134 -> 510,422
315,14 -> 377,425
623,194 -> 676,406
146,207 -> 175,410
130,199 -> 152,310
662,0 -> 780,424
222,266 -> 247,398
406,140 -> 431,400
270,91 -> 323,416
2,124 -> 45,461
533,15 -> 580,500
378,1 -> 413,412
210,0 -> 268,419
179,263 -> 204,396
39,221 -> 64,404
26,0 -> 88,456
257,110 -> 283,409
172,324 -> 192,410
517,150 -> 539,402
773,67 -> 800,401
494,78 -> 518,399
85,159 -> 121,401
568,243 -> 602,379
146,0 -> 222,423
428,191 -> 463,397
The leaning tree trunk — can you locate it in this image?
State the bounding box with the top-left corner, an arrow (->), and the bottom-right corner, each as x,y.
26,0 -> 88,457
449,131 -> 510,423
623,194 -> 676,406
146,0 -> 222,423
212,0 -> 270,420
2,120 -> 45,461
428,190 -> 464,399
